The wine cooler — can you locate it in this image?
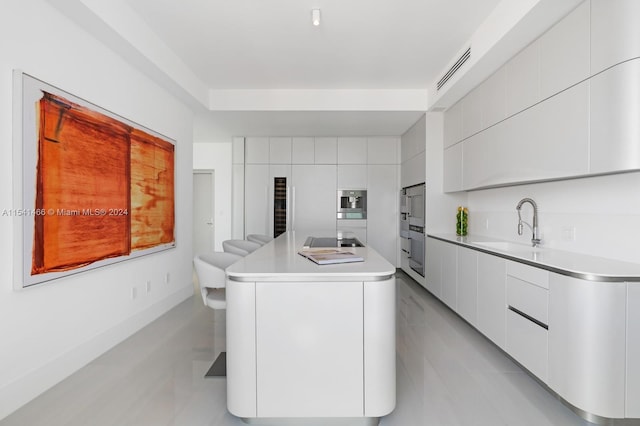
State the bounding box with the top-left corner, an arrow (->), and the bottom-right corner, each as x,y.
273,177 -> 287,237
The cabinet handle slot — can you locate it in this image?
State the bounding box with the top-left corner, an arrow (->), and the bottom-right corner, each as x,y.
508,305 -> 548,330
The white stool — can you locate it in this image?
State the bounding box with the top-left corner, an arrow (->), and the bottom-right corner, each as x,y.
193,252 -> 242,309
193,251 -> 242,377
222,239 -> 261,256
247,234 -> 273,246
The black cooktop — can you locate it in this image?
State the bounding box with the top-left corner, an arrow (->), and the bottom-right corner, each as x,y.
303,236 -> 364,248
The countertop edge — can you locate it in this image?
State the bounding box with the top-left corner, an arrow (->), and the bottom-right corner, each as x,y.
428,234 -> 640,282
228,272 -> 396,283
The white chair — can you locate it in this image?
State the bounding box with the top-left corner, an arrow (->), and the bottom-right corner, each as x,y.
222,239 -> 261,256
193,251 -> 242,377
194,252 -> 242,309
247,234 -> 273,246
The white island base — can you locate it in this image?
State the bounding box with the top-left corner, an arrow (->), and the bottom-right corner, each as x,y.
225,232 -> 396,425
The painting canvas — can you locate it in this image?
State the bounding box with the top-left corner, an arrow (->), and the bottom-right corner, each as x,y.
20,74 -> 175,287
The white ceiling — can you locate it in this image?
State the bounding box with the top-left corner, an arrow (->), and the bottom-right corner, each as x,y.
58,0 -> 577,140
120,0 -> 500,139
125,0 -> 501,90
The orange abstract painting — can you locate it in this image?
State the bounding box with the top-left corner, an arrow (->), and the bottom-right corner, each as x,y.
30,91 -> 175,277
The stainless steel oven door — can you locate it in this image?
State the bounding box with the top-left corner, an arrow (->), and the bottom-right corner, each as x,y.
400,234 -> 411,257
405,184 -> 425,227
408,227 -> 425,277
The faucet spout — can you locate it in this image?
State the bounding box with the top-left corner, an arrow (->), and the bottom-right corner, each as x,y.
516,198 -> 541,247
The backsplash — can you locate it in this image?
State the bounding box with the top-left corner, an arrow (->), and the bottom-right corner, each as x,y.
466,171 -> 640,264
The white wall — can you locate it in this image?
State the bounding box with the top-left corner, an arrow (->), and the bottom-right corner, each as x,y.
192,142 -> 233,251
0,1 -> 194,419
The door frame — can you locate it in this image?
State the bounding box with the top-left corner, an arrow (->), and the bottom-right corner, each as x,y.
193,169 -> 215,255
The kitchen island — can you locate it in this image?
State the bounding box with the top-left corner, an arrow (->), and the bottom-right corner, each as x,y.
225,231 -> 396,425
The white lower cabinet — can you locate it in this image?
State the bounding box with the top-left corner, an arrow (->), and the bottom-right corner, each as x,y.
255,281 -> 364,417
505,262 -> 549,382
506,309 -> 548,381
548,274 -> 626,419
627,283 -> 640,417
476,253 -> 506,349
424,237 -> 443,297
440,243 -> 457,310
456,247 -> 477,326
427,238 -> 640,421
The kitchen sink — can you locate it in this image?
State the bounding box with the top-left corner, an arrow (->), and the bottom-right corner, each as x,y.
471,241 -> 542,253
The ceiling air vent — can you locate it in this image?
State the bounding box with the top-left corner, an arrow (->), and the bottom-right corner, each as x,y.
437,47 -> 471,91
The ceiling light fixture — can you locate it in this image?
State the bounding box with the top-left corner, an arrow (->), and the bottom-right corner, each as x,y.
312,9 -> 321,26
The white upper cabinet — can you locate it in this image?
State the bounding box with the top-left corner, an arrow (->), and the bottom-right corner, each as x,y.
461,86 -> 483,139
401,151 -> 426,189
590,58 -> 640,174
292,137 -> 314,164
367,137 -> 399,165
314,137 -> 337,164
443,143 -> 463,193
591,0 -> 640,75
539,1 -> 590,100
245,137 -> 270,164
337,137 -> 367,164
506,41 -> 539,117
478,66 -> 507,129
337,165 -> 367,189
532,80 -> 589,179
269,137 -> 292,164
463,80 -> 588,190
443,100 -> 463,148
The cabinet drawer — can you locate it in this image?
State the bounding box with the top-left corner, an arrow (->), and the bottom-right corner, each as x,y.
507,261 -> 549,289
507,308 -> 548,382
507,275 -> 548,325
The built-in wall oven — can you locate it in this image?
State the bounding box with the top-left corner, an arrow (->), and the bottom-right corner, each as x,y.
400,183 -> 425,277
337,190 -> 367,219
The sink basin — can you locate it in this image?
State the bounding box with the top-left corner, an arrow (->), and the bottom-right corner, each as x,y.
472,241 -> 540,252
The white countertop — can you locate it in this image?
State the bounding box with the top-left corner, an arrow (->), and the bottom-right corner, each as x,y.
226,231 -> 396,282
429,233 -> 640,282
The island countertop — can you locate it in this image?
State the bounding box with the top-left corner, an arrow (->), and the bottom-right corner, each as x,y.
225,230 -> 396,282
225,230 -> 397,422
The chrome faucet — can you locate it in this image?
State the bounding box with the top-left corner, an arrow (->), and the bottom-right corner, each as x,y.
516,198 -> 541,247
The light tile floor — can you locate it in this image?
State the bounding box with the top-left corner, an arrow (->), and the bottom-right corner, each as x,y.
1,272 -> 592,426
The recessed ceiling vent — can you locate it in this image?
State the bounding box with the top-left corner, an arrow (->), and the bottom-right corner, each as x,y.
437,47 -> 471,91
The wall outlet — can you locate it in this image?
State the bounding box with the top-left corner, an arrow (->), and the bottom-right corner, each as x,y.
146,280 -> 151,293
165,272 -> 170,284
131,287 -> 137,300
